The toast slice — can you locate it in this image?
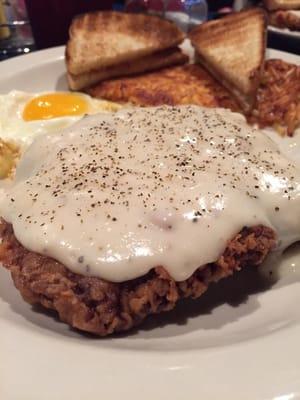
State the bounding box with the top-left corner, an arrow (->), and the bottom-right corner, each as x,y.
66,11 -> 185,76
269,9 -> 300,30
189,8 -> 267,111
68,48 -> 188,91
264,0 -> 300,10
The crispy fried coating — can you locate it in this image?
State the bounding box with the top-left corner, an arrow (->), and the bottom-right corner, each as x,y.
0,219 -> 275,336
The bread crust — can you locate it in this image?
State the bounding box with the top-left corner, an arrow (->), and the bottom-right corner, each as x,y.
68,48 -> 188,91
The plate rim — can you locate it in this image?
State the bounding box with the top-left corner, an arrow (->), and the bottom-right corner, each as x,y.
0,45 -> 299,78
268,25 -> 300,39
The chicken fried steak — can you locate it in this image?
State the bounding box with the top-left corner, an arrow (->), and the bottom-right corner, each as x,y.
1,106 -> 300,336
0,220 -> 275,336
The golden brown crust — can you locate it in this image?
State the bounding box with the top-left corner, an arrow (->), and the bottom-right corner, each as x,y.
0,219 -> 276,336
87,64 -> 240,111
268,10 -> 300,30
68,47 -> 188,91
66,11 -> 185,75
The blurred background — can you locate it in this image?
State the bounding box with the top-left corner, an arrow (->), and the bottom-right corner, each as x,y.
0,0 -> 298,61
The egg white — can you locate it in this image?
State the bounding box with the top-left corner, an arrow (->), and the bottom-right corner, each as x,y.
0,90 -> 121,149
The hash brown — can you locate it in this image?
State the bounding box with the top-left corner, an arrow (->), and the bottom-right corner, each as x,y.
87,64 -> 241,111
88,60 -> 300,136
249,59 -> 300,136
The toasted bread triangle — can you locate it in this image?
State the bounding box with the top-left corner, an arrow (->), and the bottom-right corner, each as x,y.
68,48 -> 188,91
189,9 -> 267,110
66,11 -> 185,76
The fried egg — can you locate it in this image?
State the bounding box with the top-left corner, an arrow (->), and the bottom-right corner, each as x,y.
0,90 -> 121,179
0,90 -> 121,148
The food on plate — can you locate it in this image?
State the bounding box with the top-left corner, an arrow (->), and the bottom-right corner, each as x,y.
0,220 -> 275,336
88,58 -> 299,136
2,105 -> 300,335
0,139 -> 19,179
66,11 -> 185,75
22,92 -> 120,120
66,11 -> 187,91
188,8 -> 267,111
0,90 -> 121,152
263,0 -> 300,30
87,64 -> 240,111
67,9 -> 298,135
249,59 -> 300,136
269,9 -> 300,30
263,0 -> 300,10
68,48 -> 188,92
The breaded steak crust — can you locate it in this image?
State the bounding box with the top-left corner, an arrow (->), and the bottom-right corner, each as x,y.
0,219 -> 275,336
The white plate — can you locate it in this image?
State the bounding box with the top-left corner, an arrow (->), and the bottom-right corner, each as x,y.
1,47 -> 300,400
269,25 -> 300,39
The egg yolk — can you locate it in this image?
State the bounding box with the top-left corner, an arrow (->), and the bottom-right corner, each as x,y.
23,93 -> 88,121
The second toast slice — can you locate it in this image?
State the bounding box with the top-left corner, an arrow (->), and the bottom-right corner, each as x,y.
189,9 -> 267,111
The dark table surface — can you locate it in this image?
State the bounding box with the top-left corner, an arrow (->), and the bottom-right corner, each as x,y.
0,8 -> 299,62
1,30 -> 298,62
267,30 -> 300,56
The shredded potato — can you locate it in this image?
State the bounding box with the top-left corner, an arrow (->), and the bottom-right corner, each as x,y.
249,59 -> 300,137
87,64 -> 240,111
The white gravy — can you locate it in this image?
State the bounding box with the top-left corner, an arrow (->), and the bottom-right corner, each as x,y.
265,127 -> 300,167
1,105 -> 300,282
